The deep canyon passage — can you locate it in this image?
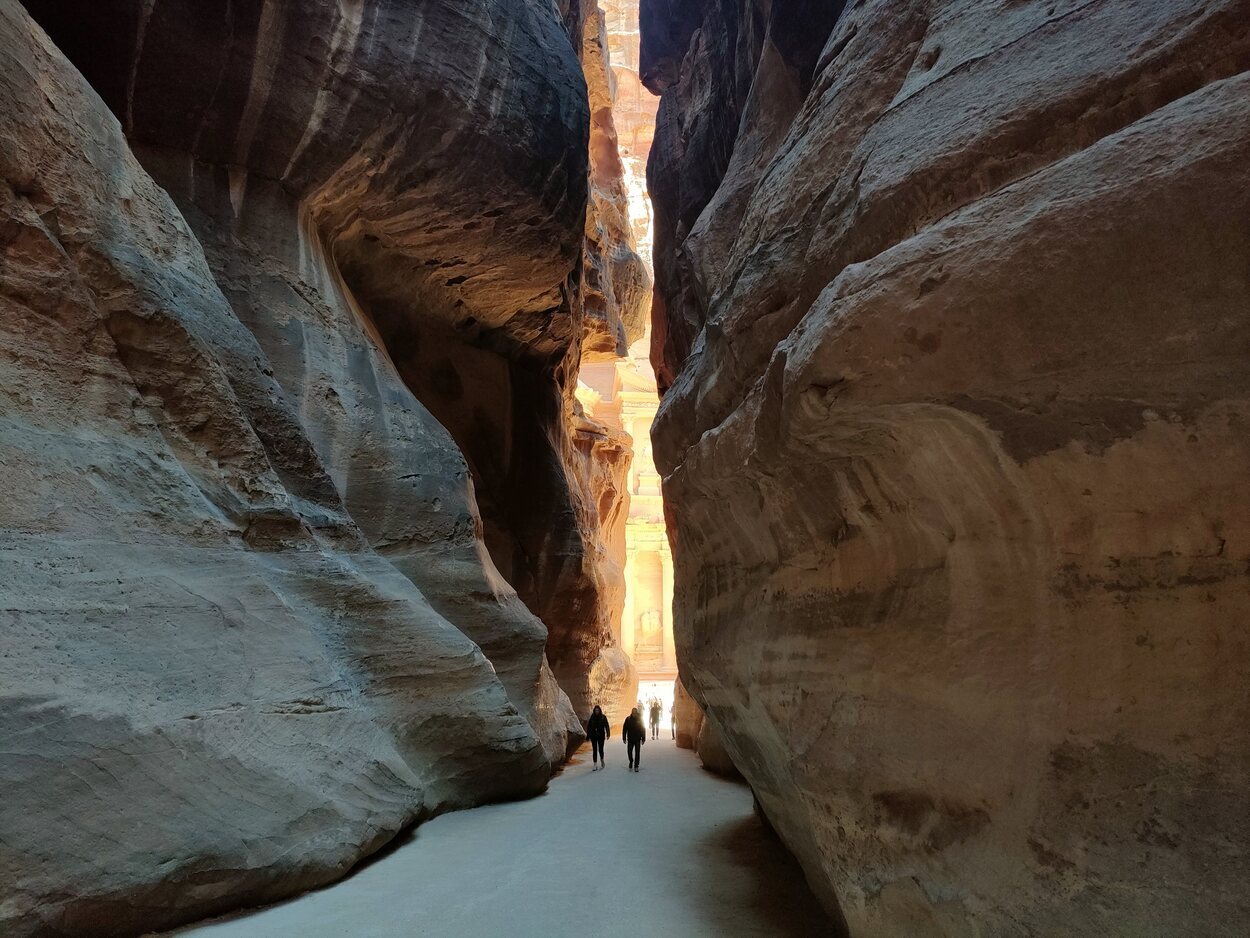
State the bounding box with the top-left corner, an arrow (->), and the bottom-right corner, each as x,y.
1,1 -> 1248,937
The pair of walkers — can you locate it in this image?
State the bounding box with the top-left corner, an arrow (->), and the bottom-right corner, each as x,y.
585,705 -> 647,772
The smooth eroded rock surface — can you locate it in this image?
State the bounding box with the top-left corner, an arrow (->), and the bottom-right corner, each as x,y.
21,0 -> 641,724
0,0 -> 642,932
645,1 -> 1250,935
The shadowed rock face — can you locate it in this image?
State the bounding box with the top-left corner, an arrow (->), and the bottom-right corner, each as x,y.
644,1 -> 1250,935
21,0 -> 623,718
0,0 -> 640,932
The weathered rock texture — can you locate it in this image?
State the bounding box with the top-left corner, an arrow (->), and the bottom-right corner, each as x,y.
21,0 -> 640,723
568,397 -> 637,724
557,0 -> 651,718
588,646 -> 639,727
674,678 -> 738,777
581,0 -> 651,360
694,717 -> 740,780
673,677 -> 704,750
0,0 -> 642,932
603,0 -> 659,260
644,1 -> 1250,935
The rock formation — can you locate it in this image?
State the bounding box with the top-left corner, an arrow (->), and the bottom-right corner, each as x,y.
0,0 -> 645,932
581,0 -> 651,360
562,0 -> 651,718
694,717 -> 740,780
673,678 -> 703,750
588,646 -> 639,727
644,1 -> 1250,935
674,678 -> 738,777
568,398 -> 637,724
602,0 -> 659,261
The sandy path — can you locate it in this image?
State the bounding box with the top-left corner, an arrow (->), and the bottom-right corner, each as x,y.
172,737 -> 834,937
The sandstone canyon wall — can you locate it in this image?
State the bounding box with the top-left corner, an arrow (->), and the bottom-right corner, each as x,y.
644,1 -> 1250,935
1,0 -> 643,933
569,0 -> 650,718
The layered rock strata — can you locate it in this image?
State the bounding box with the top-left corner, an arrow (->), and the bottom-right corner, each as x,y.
19,0 -> 654,719
559,0 -> 651,715
0,0 -> 641,932
581,0 -> 651,360
644,1 -> 1250,935
602,0 -> 659,262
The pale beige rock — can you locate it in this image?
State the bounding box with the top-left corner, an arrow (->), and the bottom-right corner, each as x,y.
695,715 -> 740,779
588,646 -> 640,727
577,342 -> 679,709
560,396 -> 634,718
645,1 -> 1250,935
673,678 -> 737,777
570,395 -> 636,728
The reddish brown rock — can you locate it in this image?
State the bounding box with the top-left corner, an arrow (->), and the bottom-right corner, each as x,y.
673,677 -> 703,750
581,0 -> 651,361
645,1 -> 1250,935
603,0 -> 660,258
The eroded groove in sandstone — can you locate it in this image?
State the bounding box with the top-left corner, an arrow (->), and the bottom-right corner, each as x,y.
644,0 -> 1250,934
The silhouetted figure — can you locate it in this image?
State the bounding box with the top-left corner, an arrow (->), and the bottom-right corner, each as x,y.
623,708 -> 646,771
648,699 -> 661,739
586,705 -> 610,771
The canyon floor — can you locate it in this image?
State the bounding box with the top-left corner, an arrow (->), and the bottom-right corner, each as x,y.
166,740 -> 834,937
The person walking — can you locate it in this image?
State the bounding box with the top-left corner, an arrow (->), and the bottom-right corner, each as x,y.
648,698 -> 661,740
623,707 -> 646,772
586,705 -> 610,771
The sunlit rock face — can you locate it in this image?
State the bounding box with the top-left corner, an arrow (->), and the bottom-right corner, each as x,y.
581,0 -> 651,361
554,0 -> 651,718
0,0 -> 618,931
602,0 -> 659,266
643,1 -> 1250,935
588,646 -> 639,727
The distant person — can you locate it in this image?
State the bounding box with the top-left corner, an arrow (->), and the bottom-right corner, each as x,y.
670,703 -> 675,740
586,705 -> 610,771
648,699 -> 661,739
623,707 -> 646,772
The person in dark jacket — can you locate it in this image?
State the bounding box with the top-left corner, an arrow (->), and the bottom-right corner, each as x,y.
648,699 -> 662,739
623,707 -> 646,772
586,705 -> 610,771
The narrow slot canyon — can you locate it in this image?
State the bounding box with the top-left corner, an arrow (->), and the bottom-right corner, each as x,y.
0,1 -> 1247,937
